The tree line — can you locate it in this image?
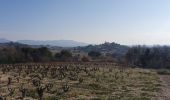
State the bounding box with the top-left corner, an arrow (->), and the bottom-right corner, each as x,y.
0,46 -> 104,64
125,46 -> 170,69
2,44 -> 170,69
0,47 -> 53,63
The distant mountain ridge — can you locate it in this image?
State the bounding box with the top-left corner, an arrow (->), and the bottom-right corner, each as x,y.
17,40 -> 88,47
0,39 -> 129,57
0,39 -> 129,59
0,38 -> 11,43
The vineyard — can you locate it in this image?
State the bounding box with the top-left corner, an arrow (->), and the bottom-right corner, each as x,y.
0,62 -> 160,100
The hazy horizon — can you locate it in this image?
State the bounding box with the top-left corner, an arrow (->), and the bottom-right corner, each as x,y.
1,0 -> 170,45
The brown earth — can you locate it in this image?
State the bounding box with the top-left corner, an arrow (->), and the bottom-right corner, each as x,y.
154,75 -> 170,100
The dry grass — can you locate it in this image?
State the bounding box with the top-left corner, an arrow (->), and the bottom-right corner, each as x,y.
0,63 -> 160,100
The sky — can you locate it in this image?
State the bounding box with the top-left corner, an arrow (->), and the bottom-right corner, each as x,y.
0,0 -> 170,45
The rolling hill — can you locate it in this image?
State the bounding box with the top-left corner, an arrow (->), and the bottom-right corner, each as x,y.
74,42 -> 129,58
17,40 -> 88,47
0,38 -> 11,43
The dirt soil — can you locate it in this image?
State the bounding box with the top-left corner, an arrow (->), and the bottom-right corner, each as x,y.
154,75 -> 170,100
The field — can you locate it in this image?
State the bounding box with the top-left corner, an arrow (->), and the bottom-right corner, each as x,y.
0,62 -> 161,100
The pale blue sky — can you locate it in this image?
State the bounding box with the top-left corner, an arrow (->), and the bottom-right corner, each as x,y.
0,0 -> 170,45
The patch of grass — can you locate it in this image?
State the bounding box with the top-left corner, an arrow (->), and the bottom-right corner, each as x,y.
141,86 -> 160,92
127,96 -> 150,100
45,96 -> 60,100
157,69 -> 170,75
26,89 -> 38,98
